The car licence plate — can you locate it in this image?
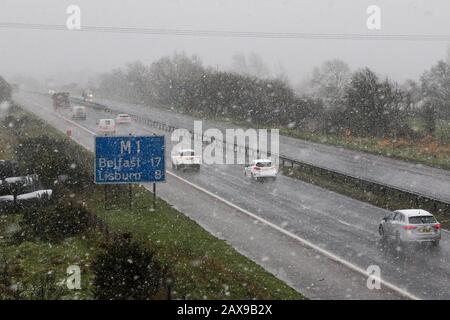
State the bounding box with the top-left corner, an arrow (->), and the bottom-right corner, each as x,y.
419,226 -> 432,233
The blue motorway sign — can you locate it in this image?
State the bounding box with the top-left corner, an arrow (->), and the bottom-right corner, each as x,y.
95,136 -> 165,184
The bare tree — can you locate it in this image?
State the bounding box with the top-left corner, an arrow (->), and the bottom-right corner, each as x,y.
309,59 -> 351,109
231,52 -> 270,79
421,60 -> 450,118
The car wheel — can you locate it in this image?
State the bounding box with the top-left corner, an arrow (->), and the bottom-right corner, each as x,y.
379,225 -> 388,242
379,225 -> 384,236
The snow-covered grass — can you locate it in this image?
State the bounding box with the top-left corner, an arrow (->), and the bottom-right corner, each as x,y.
0,126 -> 17,159
0,214 -> 100,299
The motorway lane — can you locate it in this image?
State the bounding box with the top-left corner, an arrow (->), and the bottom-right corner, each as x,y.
90,96 -> 450,203
14,92 -> 450,299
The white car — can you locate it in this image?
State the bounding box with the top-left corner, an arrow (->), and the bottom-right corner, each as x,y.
244,159 -> 277,181
71,106 -> 87,120
116,114 -> 132,124
379,209 -> 441,246
171,149 -> 201,171
97,119 -> 116,135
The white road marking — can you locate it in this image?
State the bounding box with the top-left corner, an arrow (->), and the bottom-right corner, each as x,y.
25,98 -> 421,300
52,111 -> 97,136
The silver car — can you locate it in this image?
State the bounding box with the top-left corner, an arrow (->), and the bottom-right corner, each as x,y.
379,209 -> 441,246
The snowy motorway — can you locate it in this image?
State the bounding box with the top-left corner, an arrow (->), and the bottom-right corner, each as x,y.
14,91 -> 450,300
89,96 -> 450,204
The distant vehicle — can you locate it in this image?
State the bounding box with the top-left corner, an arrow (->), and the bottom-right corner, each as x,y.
48,89 -> 55,95
244,159 -> 277,181
71,106 -> 87,120
0,195 -> 13,202
82,89 -> 93,102
379,209 -> 441,246
3,174 -> 40,189
0,174 -> 49,209
171,149 -> 201,171
96,119 -> 116,135
52,92 -> 71,110
16,189 -> 52,202
116,113 -> 132,125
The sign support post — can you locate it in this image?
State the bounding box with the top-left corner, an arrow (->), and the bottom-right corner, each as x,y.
153,183 -> 156,209
128,183 -> 132,210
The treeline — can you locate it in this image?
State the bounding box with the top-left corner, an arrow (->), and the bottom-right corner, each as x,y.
98,54 -> 322,129
96,53 -> 450,139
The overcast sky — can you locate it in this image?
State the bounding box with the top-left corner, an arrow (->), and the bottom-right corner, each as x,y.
1,0 -> 450,86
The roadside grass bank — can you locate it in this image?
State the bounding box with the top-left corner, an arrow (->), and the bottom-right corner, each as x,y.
0,214 -> 100,300
0,125 -> 16,159
0,102 -> 304,300
85,185 -> 302,299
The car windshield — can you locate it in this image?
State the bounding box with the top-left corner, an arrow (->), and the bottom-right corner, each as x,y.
408,216 -> 437,224
182,151 -> 195,156
256,162 -> 272,167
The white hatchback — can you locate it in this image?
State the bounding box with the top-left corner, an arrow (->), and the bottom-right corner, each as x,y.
379,209 -> 441,246
71,106 -> 87,120
244,159 -> 277,181
97,119 -> 116,135
171,149 -> 201,171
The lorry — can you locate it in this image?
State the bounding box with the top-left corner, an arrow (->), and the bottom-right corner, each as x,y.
52,92 -> 71,110
82,89 -> 93,102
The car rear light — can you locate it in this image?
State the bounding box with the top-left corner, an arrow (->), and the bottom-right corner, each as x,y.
402,225 -> 417,230
254,167 -> 261,170
434,223 -> 441,230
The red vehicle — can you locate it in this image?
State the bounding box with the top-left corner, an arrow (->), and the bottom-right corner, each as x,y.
52,92 -> 71,110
